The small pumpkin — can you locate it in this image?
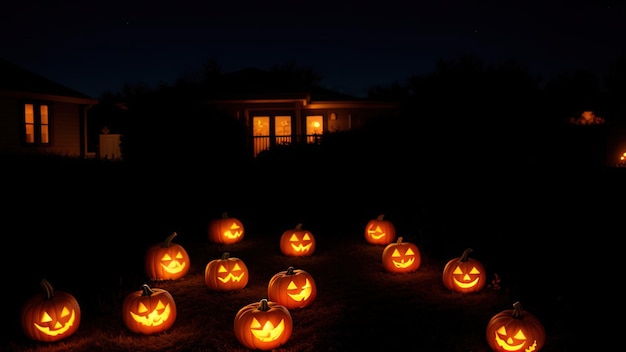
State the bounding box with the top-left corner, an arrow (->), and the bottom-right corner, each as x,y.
145,232 -> 191,281
20,278 -> 81,342
122,284 -> 177,335
381,236 -> 421,273
442,248 -> 487,293
486,301 -> 546,352
205,252 -> 249,292
208,212 -> 245,244
364,214 -> 396,245
268,266 -> 317,309
233,298 -> 293,351
279,223 -> 316,256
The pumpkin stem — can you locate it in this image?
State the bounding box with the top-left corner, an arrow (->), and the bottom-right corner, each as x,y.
460,248 -> 473,262
397,237 -> 403,244
295,223 -> 303,230
40,278 -> 54,300
163,232 -> 178,247
512,301 -> 524,319
221,252 -> 231,260
286,266 -> 295,275
377,214 -> 385,221
259,298 -> 270,311
221,212 -> 229,219
141,284 -> 155,296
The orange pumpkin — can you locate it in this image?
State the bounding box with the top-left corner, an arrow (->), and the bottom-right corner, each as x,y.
208,212 -> 245,244
233,298 -> 293,351
268,266 -> 317,309
20,278 -> 81,342
205,252 -> 249,292
279,223 -> 316,256
442,248 -> 487,293
381,236 -> 421,273
122,284 -> 177,335
145,232 -> 191,281
364,214 -> 396,245
486,301 -> 546,352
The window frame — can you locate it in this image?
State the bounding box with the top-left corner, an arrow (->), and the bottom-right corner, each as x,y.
21,101 -> 52,147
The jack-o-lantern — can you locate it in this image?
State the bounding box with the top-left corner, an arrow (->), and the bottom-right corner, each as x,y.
122,284 -> 177,335
364,214 -> 396,245
442,248 -> 487,293
20,278 -> 81,342
234,298 -> 293,351
145,232 -> 190,281
268,266 -> 317,309
208,212 -> 245,244
280,223 -> 316,256
486,301 -> 546,352
381,237 -> 421,273
205,252 -> 249,292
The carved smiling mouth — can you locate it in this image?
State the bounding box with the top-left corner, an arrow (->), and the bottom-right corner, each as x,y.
453,276 -> 480,288
218,272 -> 245,283
34,310 -> 76,336
392,258 -> 415,268
251,318 -> 285,342
290,243 -> 312,252
161,261 -> 185,273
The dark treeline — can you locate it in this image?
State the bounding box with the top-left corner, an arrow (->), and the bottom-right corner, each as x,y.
90,54 -> 626,178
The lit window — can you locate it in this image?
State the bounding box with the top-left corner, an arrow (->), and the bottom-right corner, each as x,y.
23,103 -> 51,145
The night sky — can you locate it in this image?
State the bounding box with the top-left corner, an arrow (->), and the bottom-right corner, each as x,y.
2,0 -> 625,99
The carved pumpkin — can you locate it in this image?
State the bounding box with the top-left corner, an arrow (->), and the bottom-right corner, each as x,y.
122,284 -> 177,335
268,266 -> 317,309
208,212 -> 245,244
280,223 -> 316,256
442,248 -> 487,293
20,278 -> 81,342
145,232 -> 190,281
486,301 -> 546,352
234,298 -> 293,351
205,252 -> 249,292
364,214 -> 396,245
381,237 -> 421,273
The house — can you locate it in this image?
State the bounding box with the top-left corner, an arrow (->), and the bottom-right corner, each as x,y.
204,68 -> 401,157
0,58 -> 98,157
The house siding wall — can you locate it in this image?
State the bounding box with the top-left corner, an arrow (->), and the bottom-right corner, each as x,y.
0,97 -> 21,153
46,102 -> 81,156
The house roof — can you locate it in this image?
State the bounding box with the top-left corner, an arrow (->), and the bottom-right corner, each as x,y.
0,58 -> 98,104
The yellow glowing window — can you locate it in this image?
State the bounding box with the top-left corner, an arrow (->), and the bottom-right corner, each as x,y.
40,105 -> 49,143
23,103 -> 51,145
275,116 -> 291,136
24,104 -> 35,143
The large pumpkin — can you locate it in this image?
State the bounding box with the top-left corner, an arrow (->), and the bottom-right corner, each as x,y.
268,266 -> 317,309
364,214 -> 396,245
486,301 -> 546,352
21,278 -> 81,342
234,298 -> 293,351
208,212 -> 245,244
122,284 -> 177,335
145,232 -> 191,281
442,248 -> 487,293
205,252 -> 249,292
279,223 -> 316,256
381,237 -> 421,273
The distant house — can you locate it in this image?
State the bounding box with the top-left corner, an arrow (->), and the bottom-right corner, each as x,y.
205,68 -> 401,157
0,58 -> 98,157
